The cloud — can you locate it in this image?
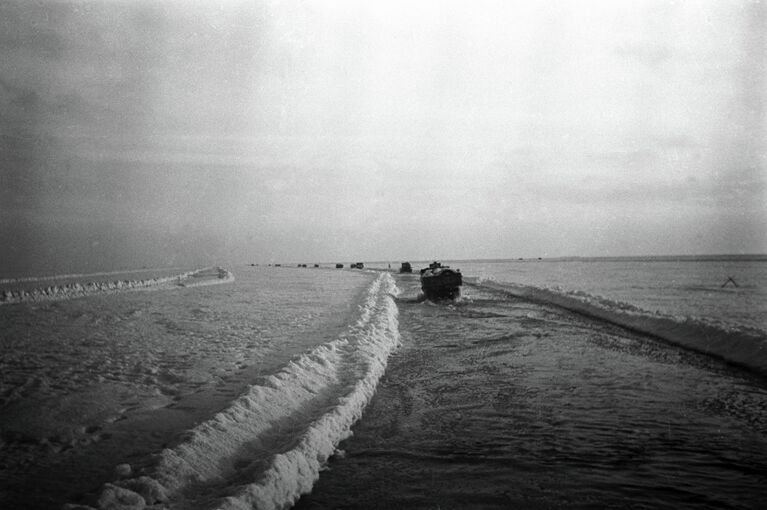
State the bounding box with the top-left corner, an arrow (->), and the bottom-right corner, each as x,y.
615,43 -> 672,68
0,2 -> 66,58
2,0 -> 766,271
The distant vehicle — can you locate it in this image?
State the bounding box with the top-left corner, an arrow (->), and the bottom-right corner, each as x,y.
351,262 -> 364,269
314,264 -> 319,268
420,261 -> 462,300
336,263 -> 344,268
399,262 -> 412,273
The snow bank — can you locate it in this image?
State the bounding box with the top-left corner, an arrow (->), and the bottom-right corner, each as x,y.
77,272 -> 400,510
472,278 -> 767,376
0,267 -> 183,285
0,267 -> 234,306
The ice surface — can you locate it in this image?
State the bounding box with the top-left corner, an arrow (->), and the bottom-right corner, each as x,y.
0,265 -> 375,508
460,258 -> 767,332
6,259 -> 764,508
473,279 -> 767,376
75,272 -> 400,510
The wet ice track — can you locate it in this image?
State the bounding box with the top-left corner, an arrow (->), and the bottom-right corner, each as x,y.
297,276 -> 767,509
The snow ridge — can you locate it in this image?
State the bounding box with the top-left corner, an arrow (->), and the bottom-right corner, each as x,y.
0,267 -> 183,285
0,267 -> 234,306
474,279 -> 767,376
77,272 -> 400,510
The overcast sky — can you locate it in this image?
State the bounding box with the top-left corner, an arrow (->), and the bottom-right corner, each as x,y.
1,0 -> 765,273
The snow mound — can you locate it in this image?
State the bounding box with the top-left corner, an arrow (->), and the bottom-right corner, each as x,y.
76,272 -> 400,510
0,267 -> 234,306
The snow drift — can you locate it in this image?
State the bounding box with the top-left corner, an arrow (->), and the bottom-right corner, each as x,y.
71,272 -> 400,510
1,267 -> 234,306
470,278 -> 767,376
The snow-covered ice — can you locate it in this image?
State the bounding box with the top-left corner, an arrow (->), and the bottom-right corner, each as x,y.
1,266 -> 398,510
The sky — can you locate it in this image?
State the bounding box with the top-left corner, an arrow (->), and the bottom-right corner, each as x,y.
1,0 -> 765,273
